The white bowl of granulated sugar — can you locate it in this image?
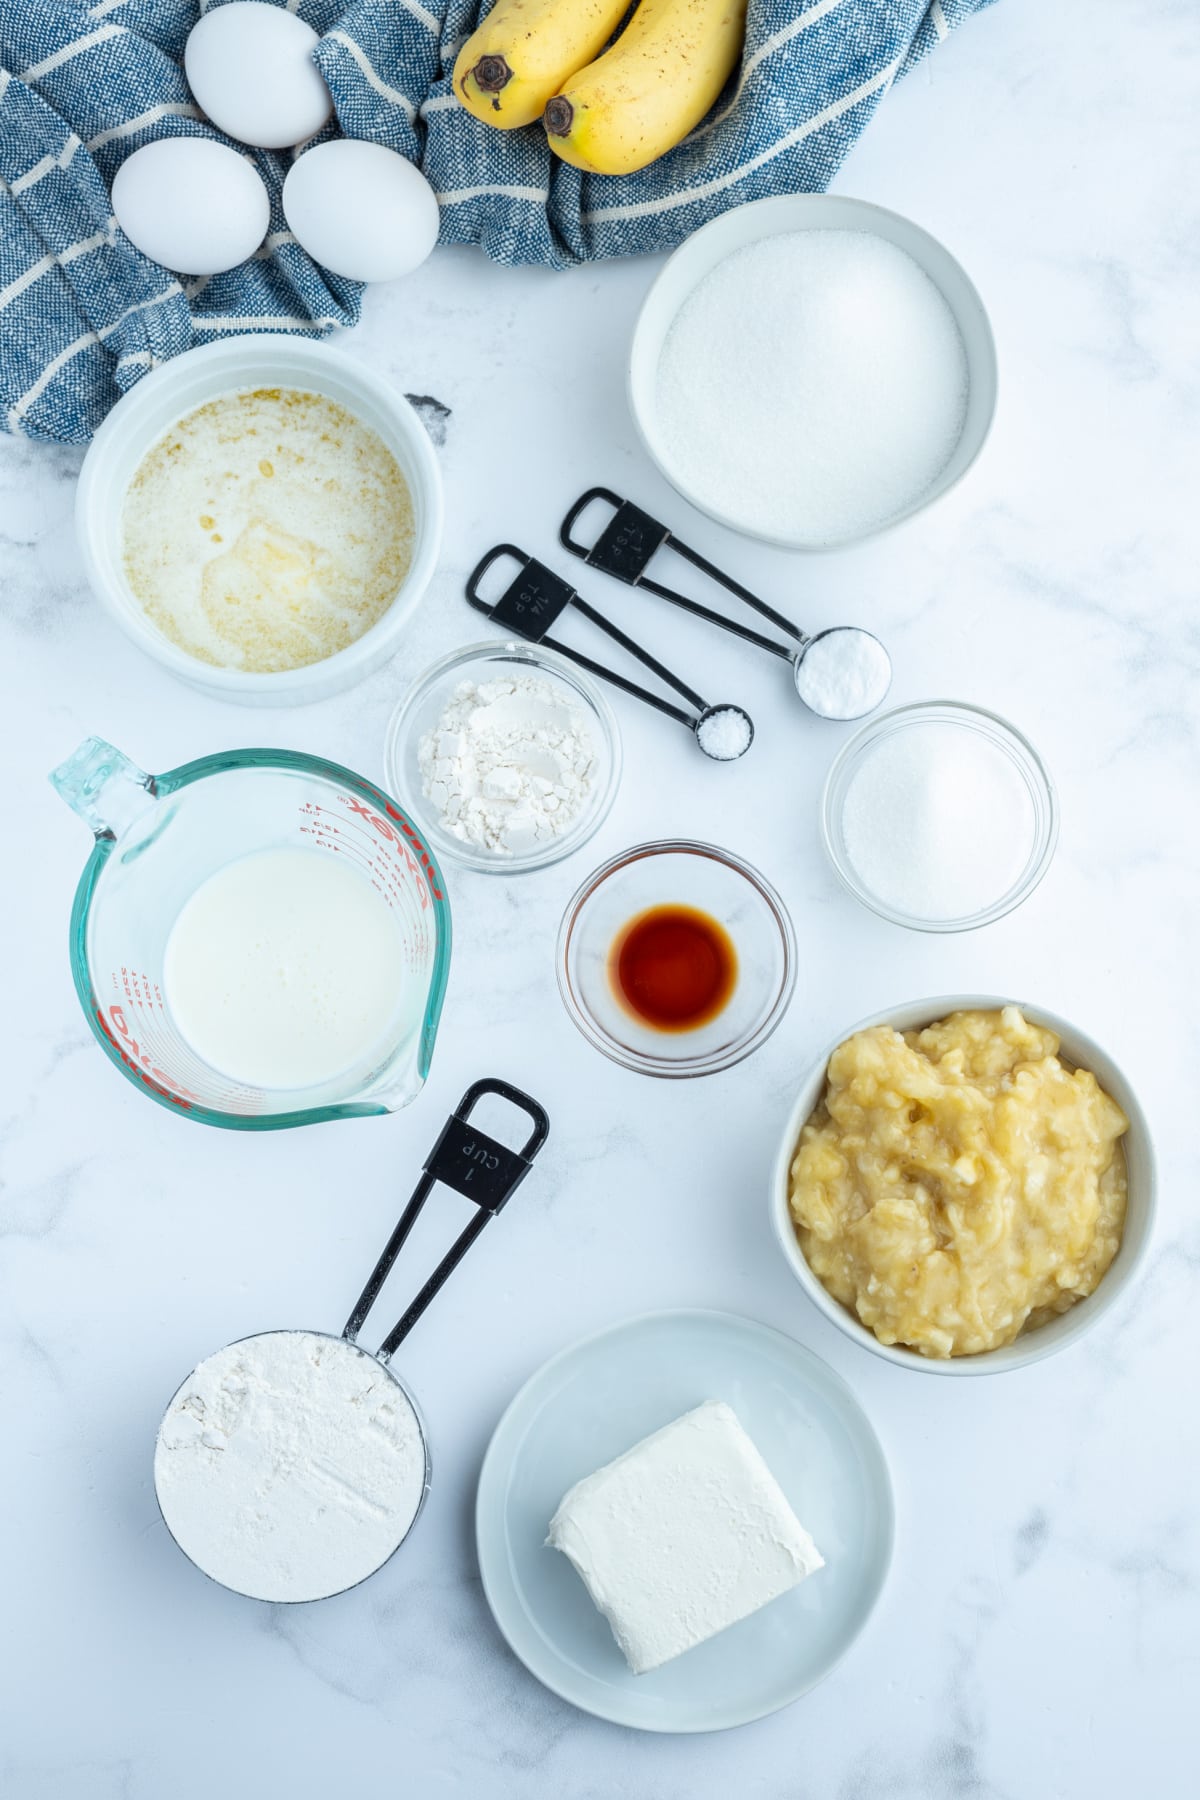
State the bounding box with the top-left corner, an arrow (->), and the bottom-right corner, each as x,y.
629,194 -> 997,553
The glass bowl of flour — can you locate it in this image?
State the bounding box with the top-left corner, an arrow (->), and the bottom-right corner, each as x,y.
385,642 -> 622,875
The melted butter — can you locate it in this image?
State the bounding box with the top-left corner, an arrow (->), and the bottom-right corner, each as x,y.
122,388 -> 415,674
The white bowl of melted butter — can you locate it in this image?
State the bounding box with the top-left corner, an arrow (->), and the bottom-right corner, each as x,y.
76,337 -> 442,704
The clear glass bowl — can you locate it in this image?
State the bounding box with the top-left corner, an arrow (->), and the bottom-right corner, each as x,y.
384,641 -> 622,876
556,841 -> 797,1078
821,700 -> 1059,933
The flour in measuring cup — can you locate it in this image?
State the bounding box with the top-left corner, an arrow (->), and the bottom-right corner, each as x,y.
155,1331 -> 427,1602
163,845 -> 407,1091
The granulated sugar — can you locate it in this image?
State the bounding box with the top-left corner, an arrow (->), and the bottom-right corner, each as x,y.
840,722 -> 1037,922
655,231 -> 969,544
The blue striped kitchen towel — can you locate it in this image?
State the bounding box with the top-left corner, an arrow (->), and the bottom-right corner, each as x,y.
0,0 -> 995,442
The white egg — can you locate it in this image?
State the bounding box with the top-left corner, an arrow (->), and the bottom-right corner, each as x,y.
111,139 -> 270,276
184,2 -> 333,150
283,141 -> 440,284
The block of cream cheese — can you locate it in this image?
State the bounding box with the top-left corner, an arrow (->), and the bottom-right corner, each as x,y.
546,1400 -> 824,1673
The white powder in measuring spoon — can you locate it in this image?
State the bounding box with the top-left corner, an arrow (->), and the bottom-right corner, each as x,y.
840,723 -> 1037,921
697,705 -> 753,760
655,231 -> 969,544
795,628 -> 892,720
155,1331 -> 427,1602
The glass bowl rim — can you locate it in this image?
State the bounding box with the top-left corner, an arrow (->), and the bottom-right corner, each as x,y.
555,837 -> 798,1078
820,698 -> 1059,933
383,639 -> 623,876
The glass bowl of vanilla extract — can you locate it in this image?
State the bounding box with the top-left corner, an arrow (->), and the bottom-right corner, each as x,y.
555,840 -> 797,1078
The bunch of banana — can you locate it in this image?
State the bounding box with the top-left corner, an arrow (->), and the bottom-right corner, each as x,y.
453,0 -> 748,176
543,0 -> 748,176
454,0 -> 633,130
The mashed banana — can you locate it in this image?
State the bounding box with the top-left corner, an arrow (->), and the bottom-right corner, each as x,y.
789,1007 -> 1128,1358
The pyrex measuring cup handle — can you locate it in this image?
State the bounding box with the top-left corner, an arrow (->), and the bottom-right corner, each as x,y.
49,737 -> 159,839
342,1080 -> 549,1363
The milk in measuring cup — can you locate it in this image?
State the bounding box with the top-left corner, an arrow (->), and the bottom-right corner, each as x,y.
164,846 -> 406,1089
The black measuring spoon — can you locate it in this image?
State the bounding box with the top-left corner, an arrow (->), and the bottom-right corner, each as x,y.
561,488 -> 893,722
465,544 -> 755,761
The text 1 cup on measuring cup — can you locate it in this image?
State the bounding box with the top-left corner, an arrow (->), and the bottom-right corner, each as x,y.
465,543 -> 755,761
154,1080 -> 550,1603
48,737 -> 451,1128
558,488 -> 893,723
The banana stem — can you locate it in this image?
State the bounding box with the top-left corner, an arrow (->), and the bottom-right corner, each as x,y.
543,96 -> 574,136
470,55 -> 513,94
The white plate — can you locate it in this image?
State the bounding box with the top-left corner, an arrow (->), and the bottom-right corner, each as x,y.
475,1309 -> 893,1732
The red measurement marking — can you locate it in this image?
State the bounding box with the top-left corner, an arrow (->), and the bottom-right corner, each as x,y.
99,1006 -> 197,1106
335,792 -> 444,903
299,796 -> 445,906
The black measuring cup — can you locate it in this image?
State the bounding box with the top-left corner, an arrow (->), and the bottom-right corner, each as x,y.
466,543 -> 756,760
153,1080 -> 549,1603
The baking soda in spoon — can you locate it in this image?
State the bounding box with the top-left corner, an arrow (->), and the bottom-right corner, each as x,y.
795,628 -> 892,720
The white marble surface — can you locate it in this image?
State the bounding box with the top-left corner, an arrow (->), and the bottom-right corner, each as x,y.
2,1 -> 1198,1793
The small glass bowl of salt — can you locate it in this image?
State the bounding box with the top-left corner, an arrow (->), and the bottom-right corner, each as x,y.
821,701 -> 1058,932
385,641 -> 622,876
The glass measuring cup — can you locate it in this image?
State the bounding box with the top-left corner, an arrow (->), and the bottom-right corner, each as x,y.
154,1080 -> 550,1602
50,737 -> 451,1129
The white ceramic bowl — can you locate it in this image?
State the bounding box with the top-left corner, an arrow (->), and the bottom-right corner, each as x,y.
770,996 -> 1156,1374
75,336 -> 443,705
629,194 -> 998,553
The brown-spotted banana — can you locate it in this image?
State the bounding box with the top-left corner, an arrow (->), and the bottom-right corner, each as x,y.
542,0 -> 748,175
454,0 -> 634,131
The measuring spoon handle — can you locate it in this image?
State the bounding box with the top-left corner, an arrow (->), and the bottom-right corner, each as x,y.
343,1080 -> 549,1361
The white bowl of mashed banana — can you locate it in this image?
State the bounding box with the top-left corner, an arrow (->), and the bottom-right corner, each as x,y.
76,337 -> 442,704
770,997 -> 1155,1374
